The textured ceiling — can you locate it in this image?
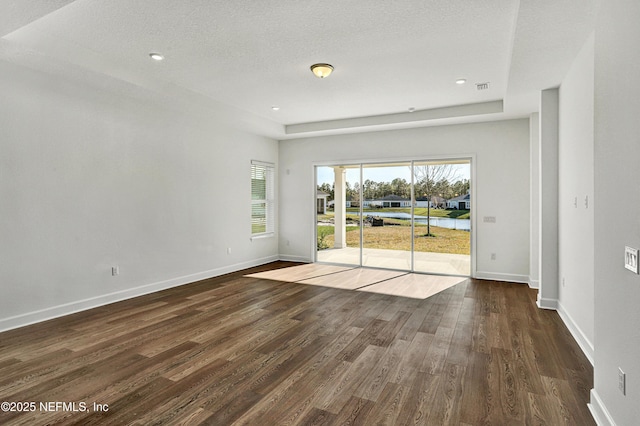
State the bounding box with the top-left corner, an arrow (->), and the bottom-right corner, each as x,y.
1,0 -> 594,138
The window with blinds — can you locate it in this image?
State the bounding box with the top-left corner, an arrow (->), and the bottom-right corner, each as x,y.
251,160 -> 275,237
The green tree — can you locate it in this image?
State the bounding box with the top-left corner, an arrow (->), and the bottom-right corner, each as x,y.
390,178 -> 411,198
451,179 -> 470,198
345,181 -> 360,206
317,182 -> 334,201
363,179 -> 378,200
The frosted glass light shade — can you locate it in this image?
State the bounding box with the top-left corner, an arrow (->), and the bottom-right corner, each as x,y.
310,63 -> 334,78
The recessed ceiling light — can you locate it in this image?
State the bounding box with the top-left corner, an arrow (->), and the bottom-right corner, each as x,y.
271,106 -> 280,111
456,79 -> 467,85
149,53 -> 164,61
408,107 -> 416,112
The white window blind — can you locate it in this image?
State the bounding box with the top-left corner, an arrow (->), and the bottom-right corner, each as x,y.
251,160 -> 275,237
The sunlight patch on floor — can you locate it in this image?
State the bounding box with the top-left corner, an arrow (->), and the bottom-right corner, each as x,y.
246,263 -> 466,299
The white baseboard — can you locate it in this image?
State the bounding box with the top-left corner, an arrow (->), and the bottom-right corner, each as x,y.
0,255 -> 279,333
588,389 -> 616,426
474,271 -> 529,284
528,279 -> 540,289
557,301 -> 594,365
536,295 -> 558,310
278,254 -> 312,263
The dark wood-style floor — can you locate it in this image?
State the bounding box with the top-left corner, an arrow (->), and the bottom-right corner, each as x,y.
0,262 -> 594,425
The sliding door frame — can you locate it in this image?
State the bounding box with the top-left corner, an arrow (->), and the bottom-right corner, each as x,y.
313,154 -> 476,278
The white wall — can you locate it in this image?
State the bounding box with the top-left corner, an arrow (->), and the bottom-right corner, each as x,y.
529,112 -> 540,289
279,119 -> 530,282
558,34 -> 595,363
591,0 -> 640,424
538,89 -> 560,310
0,59 -> 279,331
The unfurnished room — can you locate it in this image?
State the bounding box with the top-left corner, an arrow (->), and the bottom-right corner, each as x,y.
1,1 -> 639,425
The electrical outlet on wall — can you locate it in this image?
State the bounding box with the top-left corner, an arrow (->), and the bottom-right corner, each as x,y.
491,253 -> 496,260
111,266 -> 119,276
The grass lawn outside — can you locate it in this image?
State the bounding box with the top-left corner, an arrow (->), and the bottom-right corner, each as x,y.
317,225 -> 358,250
319,224 -> 470,255
318,209 -> 470,254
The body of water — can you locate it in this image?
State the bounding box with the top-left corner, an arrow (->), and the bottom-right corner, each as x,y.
364,212 -> 470,231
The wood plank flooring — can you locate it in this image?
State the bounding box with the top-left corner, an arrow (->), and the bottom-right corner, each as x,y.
0,261 -> 595,425
247,264 -> 466,299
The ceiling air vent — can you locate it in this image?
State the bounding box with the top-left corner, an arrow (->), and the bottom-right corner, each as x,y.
476,82 -> 490,90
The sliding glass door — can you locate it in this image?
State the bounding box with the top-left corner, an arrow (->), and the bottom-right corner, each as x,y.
361,163 -> 412,270
316,165 -> 361,266
412,160 -> 471,275
316,159 -> 471,276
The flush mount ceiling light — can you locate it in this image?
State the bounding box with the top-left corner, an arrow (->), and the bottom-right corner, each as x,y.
310,63 -> 334,78
271,106 -> 280,111
149,53 -> 164,61
456,78 -> 467,85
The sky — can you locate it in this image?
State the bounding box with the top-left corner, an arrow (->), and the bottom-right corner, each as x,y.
317,163 -> 470,186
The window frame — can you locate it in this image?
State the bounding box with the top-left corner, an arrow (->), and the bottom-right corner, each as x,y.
250,160 -> 275,239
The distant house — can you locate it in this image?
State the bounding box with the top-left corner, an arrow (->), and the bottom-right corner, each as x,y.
378,194 -> 411,208
327,196 -> 352,209
362,196 -> 410,208
362,199 -> 382,208
416,195 -> 446,209
447,193 -> 470,209
316,190 -> 329,214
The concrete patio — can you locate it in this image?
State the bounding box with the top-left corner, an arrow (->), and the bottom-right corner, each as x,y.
317,246 -> 470,276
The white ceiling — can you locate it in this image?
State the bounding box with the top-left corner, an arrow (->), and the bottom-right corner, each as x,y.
0,0 -> 595,139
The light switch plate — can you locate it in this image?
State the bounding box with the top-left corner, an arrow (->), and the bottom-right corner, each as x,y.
624,246 -> 638,273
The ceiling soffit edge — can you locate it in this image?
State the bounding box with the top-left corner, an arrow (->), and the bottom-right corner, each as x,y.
286,100 -> 504,135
